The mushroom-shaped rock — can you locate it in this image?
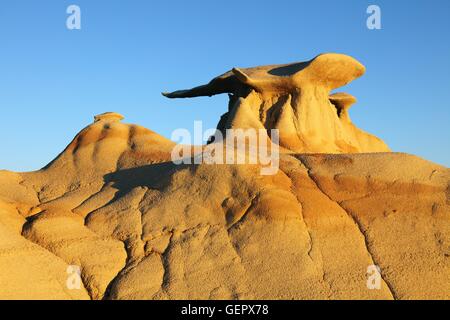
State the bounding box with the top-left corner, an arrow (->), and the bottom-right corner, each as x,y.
329,93 -> 357,123
163,53 -> 365,98
94,112 -> 124,123
297,54 -> 365,90
163,53 -> 390,154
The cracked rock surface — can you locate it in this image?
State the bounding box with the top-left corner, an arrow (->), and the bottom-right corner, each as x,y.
0,116 -> 448,300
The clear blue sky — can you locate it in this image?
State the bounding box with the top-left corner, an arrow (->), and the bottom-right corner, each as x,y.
0,0 -> 449,171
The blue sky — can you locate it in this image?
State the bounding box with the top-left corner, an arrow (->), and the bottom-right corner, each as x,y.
0,0 -> 449,171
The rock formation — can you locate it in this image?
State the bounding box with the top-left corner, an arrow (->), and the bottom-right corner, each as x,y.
0,112 -> 448,300
0,54 -> 448,300
94,112 -> 125,123
163,53 -> 390,153
0,114 -> 175,299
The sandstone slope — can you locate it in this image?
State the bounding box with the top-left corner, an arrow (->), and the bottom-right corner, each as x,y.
0,113 -> 448,300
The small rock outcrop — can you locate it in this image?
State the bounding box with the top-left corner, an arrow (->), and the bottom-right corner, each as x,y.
329,92 -> 356,123
163,53 -> 390,153
94,112 -> 125,123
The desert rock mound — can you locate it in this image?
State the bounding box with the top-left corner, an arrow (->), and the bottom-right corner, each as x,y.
0,114 -> 176,299
0,113 -> 448,300
163,53 -> 390,153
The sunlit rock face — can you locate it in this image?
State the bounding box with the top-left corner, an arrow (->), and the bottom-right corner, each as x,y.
163,53 -> 390,153
0,111 -> 448,300
1,54 -> 448,301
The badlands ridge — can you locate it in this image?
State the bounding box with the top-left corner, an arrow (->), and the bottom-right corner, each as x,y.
0,54 -> 448,300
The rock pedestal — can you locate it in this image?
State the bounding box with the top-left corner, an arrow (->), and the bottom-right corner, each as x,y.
163,53 -> 390,153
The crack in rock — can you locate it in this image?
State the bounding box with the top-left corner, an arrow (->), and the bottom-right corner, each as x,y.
297,156 -> 398,300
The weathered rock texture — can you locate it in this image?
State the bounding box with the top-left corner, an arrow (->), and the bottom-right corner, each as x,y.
163,53 -> 390,153
0,114 -> 448,300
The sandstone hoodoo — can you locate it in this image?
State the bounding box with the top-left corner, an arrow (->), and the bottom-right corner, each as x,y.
163,53 -> 390,154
